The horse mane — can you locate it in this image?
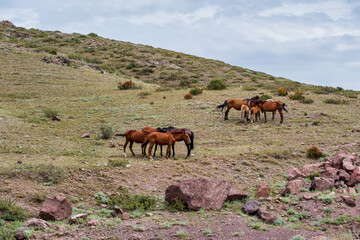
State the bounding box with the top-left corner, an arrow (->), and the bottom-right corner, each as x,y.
156,127 -> 167,133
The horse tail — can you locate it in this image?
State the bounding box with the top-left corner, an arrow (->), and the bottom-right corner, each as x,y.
281,103 -> 288,112
115,129 -> 134,137
115,133 -> 125,137
190,131 -> 195,150
216,100 -> 227,112
142,135 -> 149,148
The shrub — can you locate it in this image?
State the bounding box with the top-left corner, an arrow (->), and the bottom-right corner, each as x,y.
108,189 -> 156,212
108,159 -> 128,168
184,93 -> 193,99
87,32 -> 98,37
278,88 -> 288,96
307,146 -> 325,159
0,198 -> 27,221
323,98 -> 347,104
289,91 -> 305,100
99,126 -> 113,139
207,79 -> 226,90
117,80 -> 135,90
42,108 -> 59,119
300,98 -> 314,104
48,50 -> 57,55
189,87 -> 203,95
243,85 -> 257,91
260,94 -> 272,100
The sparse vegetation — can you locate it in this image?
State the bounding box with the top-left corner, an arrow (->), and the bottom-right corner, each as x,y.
306,146 -> 325,159
184,93 -> 193,99
189,87 -> 203,95
278,88 -> 288,96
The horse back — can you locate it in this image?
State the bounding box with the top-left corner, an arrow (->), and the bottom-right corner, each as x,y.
228,99 -> 246,110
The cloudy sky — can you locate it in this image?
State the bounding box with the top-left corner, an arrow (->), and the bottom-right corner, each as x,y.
2,0 -> 360,90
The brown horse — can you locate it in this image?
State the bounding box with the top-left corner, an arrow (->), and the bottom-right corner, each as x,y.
142,130 -> 191,161
252,100 -> 288,123
217,96 -> 259,120
240,105 -> 250,123
117,127 -> 159,157
249,106 -> 261,123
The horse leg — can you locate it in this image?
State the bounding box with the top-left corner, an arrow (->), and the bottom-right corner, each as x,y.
148,142 -> 154,161
172,144 -> 175,158
185,143 -> 190,159
225,109 -> 230,120
160,145 -> 163,156
272,111 -> 276,120
165,144 -> 171,160
129,141 -> 135,156
153,143 -> 157,157
279,109 -> 284,123
264,111 -> 267,122
123,139 -> 129,157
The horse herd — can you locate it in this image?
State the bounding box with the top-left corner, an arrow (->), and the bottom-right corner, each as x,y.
117,96 -> 288,160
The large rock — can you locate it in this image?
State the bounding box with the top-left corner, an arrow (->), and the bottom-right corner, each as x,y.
242,200 -> 260,215
281,179 -> 308,195
287,167 -> 306,181
165,178 -> 232,210
310,177 -> 335,191
328,150 -> 359,169
338,169 -> 351,183
301,162 -> 324,177
342,158 -> 356,171
226,187 -> 248,201
257,208 -> 277,224
39,196 -> 72,221
321,167 -> 339,180
348,167 -> 360,187
26,218 -> 52,229
255,182 -> 271,198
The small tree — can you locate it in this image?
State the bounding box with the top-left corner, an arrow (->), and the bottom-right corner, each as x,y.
207,79 -> 226,90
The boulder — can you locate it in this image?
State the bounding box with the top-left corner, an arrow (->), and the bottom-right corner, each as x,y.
87,219 -> 98,226
342,158 -> 356,171
165,178 -> 232,210
226,187 -> 248,201
281,179 -> 308,195
55,225 -> 67,231
121,212 -> 130,220
242,200 -> 260,215
287,167 -> 306,181
301,162 -> 324,177
255,182 -> 271,198
310,177 -> 335,191
15,227 -> 28,240
321,167 -> 339,180
39,196 -> 72,221
340,195 -> 356,207
26,218 -> 52,229
347,167 -> 360,187
328,150 -> 349,169
300,192 -> 320,200
257,208 -> 277,224
334,180 -> 347,189
338,169 -> 351,183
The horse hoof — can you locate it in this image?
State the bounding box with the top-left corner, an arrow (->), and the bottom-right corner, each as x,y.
123,153 -> 127,157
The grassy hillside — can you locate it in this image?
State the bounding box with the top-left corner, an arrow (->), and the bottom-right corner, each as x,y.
0,22 -> 359,239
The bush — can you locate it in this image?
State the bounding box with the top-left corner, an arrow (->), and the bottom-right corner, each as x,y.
48,50 -> 57,55
278,88 -> 288,96
189,87 -> 203,96
184,93 -> 193,99
323,98 -> 347,104
99,126 -> 113,139
289,91 -> 305,100
300,98 -> 314,104
87,32 -> 98,37
108,159 -> 128,168
117,80 -> 135,90
307,146 -> 325,159
42,108 -> 59,119
108,189 -> 156,212
243,85 -> 257,91
260,94 -> 272,100
207,79 -> 226,90
0,198 -> 27,221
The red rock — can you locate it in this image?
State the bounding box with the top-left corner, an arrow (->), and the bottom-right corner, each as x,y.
81,133 -> 90,138
310,177 -> 335,191
321,167 -> 339,180
257,208 -> 277,224
301,162 -> 324,177
287,167 -> 306,181
226,187 -> 248,201
109,141 -> 115,148
26,218 -> 52,229
301,192 -> 320,200
165,178 -> 232,210
329,150 -> 349,169
55,225 -> 67,231
121,212 -> 130,220
340,195 -> 356,207
255,182 -> 271,198
281,179 -> 308,195
39,196 -> 72,221
347,187 -> 357,195
338,169 -> 351,183
242,200 -> 260,215
87,219 -> 98,226
342,158 -> 356,171
347,167 -> 360,187
52,116 -> 61,121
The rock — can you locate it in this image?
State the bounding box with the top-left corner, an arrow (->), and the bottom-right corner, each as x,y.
338,169 -> 351,183
347,187 -> 357,195
341,195 -> 356,207
55,225 -> 67,231
39,196 -> 72,221
342,158 -> 356,171
26,218 -> 52,229
321,167 -> 339,180
81,133 -> 90,138
121,212 -> 130,220
69,213 -> 88,224
145,212 -> 153,217
257,208 -> 277,224
51,116 -> 61,121
281,179 -> 309,195
310,177 -> 335,191
242,200 -> 260,215
347,167 -> 360,187
255,182 -> 271,198
329,150 -> 349,169
226,187 -> 248,201
301,192 -> 320,200
301,162 -> 324,177
165,178 -> 232,210
1,20 -> 15,27
334,180 -> 347,189
87,219 -> 98,226
109,141 -> 115,148
15,227 -> 28,240
287,167 -> 306,180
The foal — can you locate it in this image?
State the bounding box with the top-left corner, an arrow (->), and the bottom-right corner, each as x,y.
249,106 -> 261,123
240,105 -> 250,123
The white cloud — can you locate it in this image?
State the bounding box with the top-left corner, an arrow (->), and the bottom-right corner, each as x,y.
0,8 -> 39,28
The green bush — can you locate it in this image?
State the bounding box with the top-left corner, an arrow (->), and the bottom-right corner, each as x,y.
189,87 -> 203,95
207,79 -> 226,90
323,98 -> 347,104
299,98 -> 314,104
48,50 -> 57,55
289,91 -> 305,100
0,198 -> 27,221
87,32 -> 98,37
260,94 -> 272,100
108,189 -> 156,212
99,126 -> 113,139
307,146 -> 325,159
243,85 -> 257,91
117,80 -> 136,90
42,108 -> 59,119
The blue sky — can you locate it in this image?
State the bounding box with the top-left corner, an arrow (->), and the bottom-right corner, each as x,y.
2,0 -> 360,90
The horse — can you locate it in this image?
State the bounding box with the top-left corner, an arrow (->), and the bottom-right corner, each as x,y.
142,130 -> 191,161
217,96 -> 259,120
116,127 -> 159,157
240,105 -> 250,123
249,106 -> 261,123
252,100 -> 288,123
154,126 -> 194,158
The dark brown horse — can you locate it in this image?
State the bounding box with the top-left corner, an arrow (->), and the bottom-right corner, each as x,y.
154,126 -> 194,158
217,96 -> 259,120
142,130 -> 191,161
252,100 -> 288,123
